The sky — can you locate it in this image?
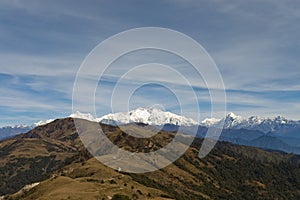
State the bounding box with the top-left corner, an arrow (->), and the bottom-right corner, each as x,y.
0,0 -> 300,126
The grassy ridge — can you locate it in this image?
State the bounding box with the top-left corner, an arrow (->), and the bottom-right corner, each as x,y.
1,118 -> 300,199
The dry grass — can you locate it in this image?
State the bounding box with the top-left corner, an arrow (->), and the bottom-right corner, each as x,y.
9,158 -> 172,200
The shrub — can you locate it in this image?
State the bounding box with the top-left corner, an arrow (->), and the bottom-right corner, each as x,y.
111,194 -> 131,200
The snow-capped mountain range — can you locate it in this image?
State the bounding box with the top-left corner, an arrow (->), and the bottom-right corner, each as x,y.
201,112 -> 300,134
99,107 -> 198,126
70,109 -> 300,154
0,119 -> 54,140
2,108 -> 300,142
71,107 -> 198,127
69,108 -> 300,134
1,108 -> 300,154
3,109 -> 298,133
2,119 -> 55,130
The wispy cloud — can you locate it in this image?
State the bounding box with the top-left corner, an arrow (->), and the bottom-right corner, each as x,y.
0,0 -> 299,126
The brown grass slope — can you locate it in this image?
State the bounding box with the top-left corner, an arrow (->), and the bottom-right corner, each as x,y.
1,118 -> 300,200
7,158 -> 171,200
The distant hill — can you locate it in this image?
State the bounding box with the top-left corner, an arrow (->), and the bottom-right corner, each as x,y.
0,119 -> 54,141
1,118 -> 300,199
0,125 -> 31,140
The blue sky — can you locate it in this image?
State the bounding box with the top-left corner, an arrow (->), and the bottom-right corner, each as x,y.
0,0 -> 299,126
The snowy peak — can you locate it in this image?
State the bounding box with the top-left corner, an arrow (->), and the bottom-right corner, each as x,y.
224,112 -> 243,128
274,116 -> 288,124
200,112 -> 243,128
33,119 -> 55,127
69,111 -> 98,122
201,118 -> 221,126
98,107 -> 198,126
226,112 -> 241,120
12,124 -> 30,129
248,116 -> 263,124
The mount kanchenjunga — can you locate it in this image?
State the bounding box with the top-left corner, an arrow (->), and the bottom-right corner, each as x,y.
201,112 -> 300,134
98,107 -> 198,126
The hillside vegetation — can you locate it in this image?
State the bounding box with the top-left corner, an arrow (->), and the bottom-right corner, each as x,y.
1,118 -> 300,199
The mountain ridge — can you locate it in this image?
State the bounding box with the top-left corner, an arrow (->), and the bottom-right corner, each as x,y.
3,109 -> 300,133
2,117 -> 300,199
2,109 -> 300,156
202,112 -> 300,134
74,108 -> 300,135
